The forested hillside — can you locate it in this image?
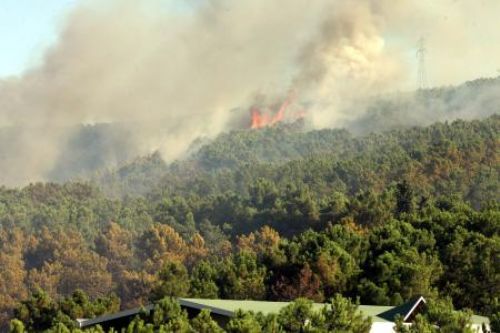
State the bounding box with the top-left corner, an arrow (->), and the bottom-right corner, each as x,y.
2,0 -> 500,329
1,77 -> 498,187
0,115 -> 498,331
348,77 -> 500,133
99,115 -> 499,211
57,76 -> 500,184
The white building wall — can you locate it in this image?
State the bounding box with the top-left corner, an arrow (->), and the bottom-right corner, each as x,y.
369,322 -> 490,333
369,322 -> 396,333
471,323 -> 489,333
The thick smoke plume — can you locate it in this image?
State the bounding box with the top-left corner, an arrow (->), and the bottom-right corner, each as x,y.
0,0 -> 498,185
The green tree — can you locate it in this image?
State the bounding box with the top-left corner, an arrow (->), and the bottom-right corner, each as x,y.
8,319 -> 25,333
150,297 -> 192,332
217,252 -> 267,300
394,314 -> 436,333
150,261 -> 190,301
395,181 -> 415,216
191,309 -> 224,333
13,289 -> 69,331
58,289 -> 120,322
359,220 -> 442,305
321,294 -> 371,333
425,299 -> 475,333
277,298 -> 322,332
190,261 -> 219,299
394,299 -> 476,333
226,310 -> 262,333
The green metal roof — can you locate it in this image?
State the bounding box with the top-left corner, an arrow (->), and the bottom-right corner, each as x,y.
78,297 -> 490,329
471,315 -> 490,325
180,298 -> 404,323
178,297 -> 489,325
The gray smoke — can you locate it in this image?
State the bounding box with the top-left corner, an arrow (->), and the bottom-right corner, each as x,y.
0,0 -> 498,185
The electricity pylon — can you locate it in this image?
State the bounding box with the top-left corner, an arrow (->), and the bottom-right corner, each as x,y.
417,37 -> 427,90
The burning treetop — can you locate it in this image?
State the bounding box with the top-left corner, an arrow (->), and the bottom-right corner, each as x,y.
250,94 -> 305,129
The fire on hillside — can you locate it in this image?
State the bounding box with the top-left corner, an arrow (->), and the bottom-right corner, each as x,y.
249,93 -> 305,129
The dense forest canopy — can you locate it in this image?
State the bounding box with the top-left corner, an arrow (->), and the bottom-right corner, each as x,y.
0,110 -> 498,331
1,0 -> 499,330
99,114 -> 499,207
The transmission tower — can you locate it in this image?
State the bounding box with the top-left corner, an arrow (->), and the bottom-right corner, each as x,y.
416,37 -> 427,90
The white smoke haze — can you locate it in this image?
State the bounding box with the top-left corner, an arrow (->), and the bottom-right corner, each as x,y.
0,0 -> 498,185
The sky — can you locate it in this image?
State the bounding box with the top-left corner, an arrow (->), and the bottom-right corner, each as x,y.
0,0 -> 203,78
1,0 -> 499,84
0,0 -> 78,77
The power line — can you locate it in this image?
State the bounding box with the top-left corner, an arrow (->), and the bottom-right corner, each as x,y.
417,37 -> 427,90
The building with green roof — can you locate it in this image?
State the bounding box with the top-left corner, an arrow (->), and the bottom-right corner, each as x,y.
77,296 -> 490,332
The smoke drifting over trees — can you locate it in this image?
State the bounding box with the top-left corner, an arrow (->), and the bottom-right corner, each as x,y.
0,0 -> 499,185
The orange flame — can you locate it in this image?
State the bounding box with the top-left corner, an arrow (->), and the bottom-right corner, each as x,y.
251,107 -> 268,129
250,96 -> 293,129
270,99 -> 290,125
